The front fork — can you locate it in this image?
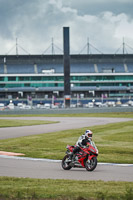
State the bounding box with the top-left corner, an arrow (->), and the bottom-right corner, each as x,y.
79,154 -> 96,167
88,155 -> 96,160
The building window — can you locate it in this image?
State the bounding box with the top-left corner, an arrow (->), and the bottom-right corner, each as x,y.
8,77 -> 16,81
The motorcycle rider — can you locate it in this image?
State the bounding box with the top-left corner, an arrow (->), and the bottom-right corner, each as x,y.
68,129 -> 93,161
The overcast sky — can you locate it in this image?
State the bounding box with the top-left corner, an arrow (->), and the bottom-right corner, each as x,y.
0,0 -> 133,55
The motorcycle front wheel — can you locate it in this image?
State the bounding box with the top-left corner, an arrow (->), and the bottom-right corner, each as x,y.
62,155 -> 72,170
85,156 -> 97,171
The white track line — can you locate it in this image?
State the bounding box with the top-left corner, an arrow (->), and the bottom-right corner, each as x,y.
0,155 -> 133,167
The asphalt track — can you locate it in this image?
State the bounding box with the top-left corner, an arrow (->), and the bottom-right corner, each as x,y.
0,116 -> 133,181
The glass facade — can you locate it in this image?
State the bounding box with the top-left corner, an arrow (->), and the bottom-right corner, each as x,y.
0,54 -> 133,99
0,74 -> 133,89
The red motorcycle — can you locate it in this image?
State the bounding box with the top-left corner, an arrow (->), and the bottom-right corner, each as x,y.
62,141 -> 98,171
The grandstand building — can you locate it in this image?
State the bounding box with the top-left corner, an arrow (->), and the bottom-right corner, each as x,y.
0,54 -> 133,103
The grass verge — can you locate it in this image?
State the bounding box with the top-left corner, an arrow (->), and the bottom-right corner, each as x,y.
0,119 -> 59,127
0,112 -> 133,118
0,177 -> 133,200
0,120 -> 133,163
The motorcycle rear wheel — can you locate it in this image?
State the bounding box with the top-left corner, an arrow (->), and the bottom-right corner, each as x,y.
62,155 -> 72,170
85,157 -> 97,171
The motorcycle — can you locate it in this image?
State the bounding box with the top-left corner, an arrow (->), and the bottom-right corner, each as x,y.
62,141 -> 98,171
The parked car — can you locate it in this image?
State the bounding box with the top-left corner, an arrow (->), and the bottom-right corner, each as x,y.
0,103 -> 5,110
44,103 -> 51,109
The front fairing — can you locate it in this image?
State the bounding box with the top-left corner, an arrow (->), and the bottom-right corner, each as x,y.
89,141 -> 99,155
66,145 -> 75,153
81,141 -> 98,156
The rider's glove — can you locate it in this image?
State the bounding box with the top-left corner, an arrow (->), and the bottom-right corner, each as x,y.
78,142 -> 82,147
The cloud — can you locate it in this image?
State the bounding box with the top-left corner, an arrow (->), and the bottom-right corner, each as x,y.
0,0 -> 133,54
67,0 -> 133,14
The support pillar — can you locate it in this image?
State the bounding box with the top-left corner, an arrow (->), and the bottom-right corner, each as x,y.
63,27 -> 70,108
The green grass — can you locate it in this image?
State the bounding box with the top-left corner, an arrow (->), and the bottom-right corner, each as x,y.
0,119 -> 59,127
0,112 -> 133,118
0,120 -> 133,163
0,177 -> 133,200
